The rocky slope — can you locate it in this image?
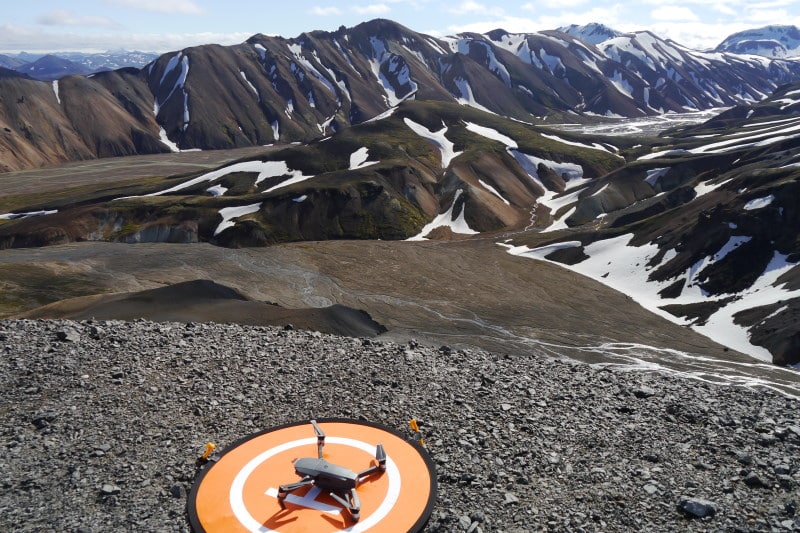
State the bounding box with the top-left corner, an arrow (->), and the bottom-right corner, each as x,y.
504,83 -> 800,366
0,319 -> 797,532
0,99 -> 629,248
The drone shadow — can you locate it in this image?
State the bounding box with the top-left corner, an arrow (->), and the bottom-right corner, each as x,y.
261,507 -> 299,529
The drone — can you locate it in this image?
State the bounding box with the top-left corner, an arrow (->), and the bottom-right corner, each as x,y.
277,420 -> 386,523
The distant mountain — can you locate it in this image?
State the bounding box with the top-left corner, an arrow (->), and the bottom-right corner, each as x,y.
3,50 -> 159,80
0,54 -> 27,70
57,50 -> 160,72
1,18 -> 800,171
716,25 -> 800,58
0,67 -> 29,79
558,23 -> 623,45
15,55 -> 92,81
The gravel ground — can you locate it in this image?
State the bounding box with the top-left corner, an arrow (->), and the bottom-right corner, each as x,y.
1,319 -> 798,532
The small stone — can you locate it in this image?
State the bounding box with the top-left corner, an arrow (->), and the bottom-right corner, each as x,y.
32,415 -> 53,430
677,496 -> 717,518
458,515 -> 472,529
500,403 -> 513,411
633,386 -> 656,398
170,483 -> 187,499
56,327 -> 81,343
775,464 -> 791,476
743,472 -> 769,488
100,484 -> 121,495
644,484 -> 658,495
504,492 -> 520,504
735,451 -> 753,465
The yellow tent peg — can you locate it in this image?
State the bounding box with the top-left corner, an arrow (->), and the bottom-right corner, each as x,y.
200,442 -> 217,461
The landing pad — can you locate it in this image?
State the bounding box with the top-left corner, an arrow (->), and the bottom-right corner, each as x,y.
188,418 -> 437,532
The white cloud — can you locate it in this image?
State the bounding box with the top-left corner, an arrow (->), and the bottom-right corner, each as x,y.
647,20 -> 751,49
530,0 -> 590,8
36,9 -> 121,29
308,6 -> 342,16
0,23 -> 251,53
748,9 -> 791,23
352,4 -> 392,15
107,0 -> 204,15
449,1 -> 505,16
447,16 -> 540,35
713,3 -> 738,16
651,5 -> 699,22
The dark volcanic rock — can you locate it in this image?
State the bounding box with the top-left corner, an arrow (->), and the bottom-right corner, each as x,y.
0,319 -> 798,532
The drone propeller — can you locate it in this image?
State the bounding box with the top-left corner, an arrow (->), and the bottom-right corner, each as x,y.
310,419 -> 325,458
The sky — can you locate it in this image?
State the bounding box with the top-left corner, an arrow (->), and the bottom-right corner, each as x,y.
2,0 -> 800,54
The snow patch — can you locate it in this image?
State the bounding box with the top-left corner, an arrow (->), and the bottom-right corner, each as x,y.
464,122 -> 517,148
541,133 -> 618,155
645,168 -> 669,187
453,77 -> 493,113
206,185 -> 228,197
124,160 -> 313,198
403,118 -> 461,169
744,195 -> 775,210
694,178 -> 732,197
478,179 -> 510,205
503,232 -> 800,362
407,189 -> 478,240
214,203 -> 262,236
349,147 -> 378,170
158,127 -> 180,153
0,209 -> 58,220
240,71 -> 259,99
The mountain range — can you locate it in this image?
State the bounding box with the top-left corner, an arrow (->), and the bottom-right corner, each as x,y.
2,20 -> 800,172
0,50 -> 159,80
1,19 -> 800,368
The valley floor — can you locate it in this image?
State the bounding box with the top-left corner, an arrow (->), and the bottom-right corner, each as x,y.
1,239 -> 799,396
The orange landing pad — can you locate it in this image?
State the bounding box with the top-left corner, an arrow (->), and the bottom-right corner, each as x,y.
188,418 -> 437,532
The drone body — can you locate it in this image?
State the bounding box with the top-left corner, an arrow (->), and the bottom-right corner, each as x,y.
277,420 -> 386,522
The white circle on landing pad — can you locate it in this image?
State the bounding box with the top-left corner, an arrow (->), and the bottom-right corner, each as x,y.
229,436 -> 401,533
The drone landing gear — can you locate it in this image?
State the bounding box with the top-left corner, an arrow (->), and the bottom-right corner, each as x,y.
277,481 -> 363,522
330,488 -> 361,522
277,476 -> 314,508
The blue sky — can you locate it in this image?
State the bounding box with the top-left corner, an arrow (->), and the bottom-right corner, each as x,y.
2,0 -> 799,53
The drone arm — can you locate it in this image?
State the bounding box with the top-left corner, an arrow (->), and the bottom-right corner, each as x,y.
310,419 -> 325,458
356,443 -> 387,480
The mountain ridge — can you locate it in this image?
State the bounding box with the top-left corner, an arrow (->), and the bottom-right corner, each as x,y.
2,19 -> 800,172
